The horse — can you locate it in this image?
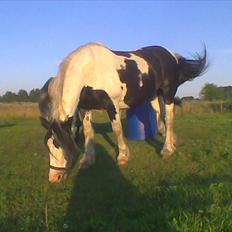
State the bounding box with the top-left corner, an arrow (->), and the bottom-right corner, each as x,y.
39,42 -> 207,183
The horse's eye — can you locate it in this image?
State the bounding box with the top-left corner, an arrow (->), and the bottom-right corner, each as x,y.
53,139 -> 61,148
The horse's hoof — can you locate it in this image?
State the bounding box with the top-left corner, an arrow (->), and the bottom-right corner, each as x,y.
161,149 -> 174,159
117,155 -> 129,166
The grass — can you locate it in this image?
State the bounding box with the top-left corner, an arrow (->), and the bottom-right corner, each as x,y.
0,108 -> 232,231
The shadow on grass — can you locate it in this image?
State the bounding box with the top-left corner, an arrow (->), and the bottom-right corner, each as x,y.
0,122 -> 16,128
58,143 -> 172,232
145,138 -> 164,155
53,118 -> 232,232
93,122 -> 118,158
93,120 -> 163,158
59,121 -> 202,231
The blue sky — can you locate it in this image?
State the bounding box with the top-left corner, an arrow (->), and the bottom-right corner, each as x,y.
0,1 -> 232,97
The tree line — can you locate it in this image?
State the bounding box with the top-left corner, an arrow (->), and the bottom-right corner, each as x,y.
200,83 -> 232,101
0,89 -> 41,103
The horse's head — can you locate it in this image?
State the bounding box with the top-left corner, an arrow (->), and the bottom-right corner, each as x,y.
40,116 -> 79,183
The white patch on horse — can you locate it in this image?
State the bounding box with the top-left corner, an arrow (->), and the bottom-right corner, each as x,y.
79,111 -> 95,169
138,73 -> 143,87
47,138 -> 67,168
117,53 -> 149,89
119,83 -> 129,109
128,53 -> 149,77
151,97 -> 166,136
161,103 -> 175,157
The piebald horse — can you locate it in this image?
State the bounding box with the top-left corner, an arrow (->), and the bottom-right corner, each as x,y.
39,42 -> 207,183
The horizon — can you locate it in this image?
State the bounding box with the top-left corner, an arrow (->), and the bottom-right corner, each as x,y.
2,83 -> 232,100
1,1 -> 232,98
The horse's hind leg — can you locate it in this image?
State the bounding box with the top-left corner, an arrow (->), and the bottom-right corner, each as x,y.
151,96 -> 166,137
79,111 -> 95,169
161,102 -> 176,158
110,104 -> 130,165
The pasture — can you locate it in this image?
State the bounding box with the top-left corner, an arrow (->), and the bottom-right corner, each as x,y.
0,103 -> 232,231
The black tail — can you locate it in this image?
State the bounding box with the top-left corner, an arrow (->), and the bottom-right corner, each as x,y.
178,46 -> 208,85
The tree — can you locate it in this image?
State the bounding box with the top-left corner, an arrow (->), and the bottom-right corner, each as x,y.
29,88 -> 41,102
17,89 -> 29,102
1,91 -> 18,102
222,86 -> 232,100
200,83 -> 225,101
181,96 -> 195,101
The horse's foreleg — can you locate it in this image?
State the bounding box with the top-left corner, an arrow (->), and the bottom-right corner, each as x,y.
161,102 -> 176,158
79,111 -> 95,169
111,105 -> 130,165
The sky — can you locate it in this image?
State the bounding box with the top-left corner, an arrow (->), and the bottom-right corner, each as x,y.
0,1 -> 232,98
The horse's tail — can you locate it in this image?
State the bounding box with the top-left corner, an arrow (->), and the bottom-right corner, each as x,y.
177,46 -> 208,86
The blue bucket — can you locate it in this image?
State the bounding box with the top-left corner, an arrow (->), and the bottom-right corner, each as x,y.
126,102 -> 157,140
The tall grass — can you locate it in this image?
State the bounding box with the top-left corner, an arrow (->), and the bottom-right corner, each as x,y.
175,101 -> 212,115
0,100 -> 231,121
0,103 -> 39,120
176,100 -> 232,115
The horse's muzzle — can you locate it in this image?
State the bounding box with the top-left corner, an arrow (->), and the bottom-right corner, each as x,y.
48,168 -> 68,183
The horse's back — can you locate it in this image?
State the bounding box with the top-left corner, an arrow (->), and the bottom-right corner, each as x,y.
61,42 -> 121,81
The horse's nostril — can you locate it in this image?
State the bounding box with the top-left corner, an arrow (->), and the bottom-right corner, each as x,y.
57,174 -> 62,181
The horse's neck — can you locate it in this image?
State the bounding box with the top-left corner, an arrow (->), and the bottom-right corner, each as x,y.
51,76 -> 85,122
47,78 -> 67,121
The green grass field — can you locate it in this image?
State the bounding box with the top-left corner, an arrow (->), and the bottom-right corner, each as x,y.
0,111 -> 232,231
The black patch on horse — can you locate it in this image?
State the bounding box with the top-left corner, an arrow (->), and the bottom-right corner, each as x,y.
111,50 -> 132,58
133,46 -> 181,104
78,86 -> 117,121
41,116 -> 77,163
117,59 -> 156,107
133,46 -> 207,104
52,118 -> 76,161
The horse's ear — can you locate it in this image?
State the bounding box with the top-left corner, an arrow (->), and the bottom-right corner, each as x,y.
39,116 -> 50,129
